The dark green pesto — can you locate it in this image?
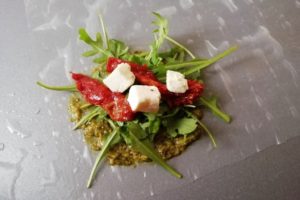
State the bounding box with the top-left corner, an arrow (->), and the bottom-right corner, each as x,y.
69,94 -> 202,166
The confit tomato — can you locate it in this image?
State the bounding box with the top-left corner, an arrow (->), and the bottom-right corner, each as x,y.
106,57 -> 204,107
72,73 -> 135,121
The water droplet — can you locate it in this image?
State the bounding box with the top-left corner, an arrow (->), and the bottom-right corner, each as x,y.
73,167 -> 78,174
8,92 -> 15,97
90,191 -> 95,199
217,17 -> 226,27
156,6 -> 177,17
111,166 -> 123,182
255,144 -> 261,152
47,109 -> 53,116
0,143 -> 4,151
179,0 -> 194,10
83,146 -> 92,165
193,173 -> 198,180
222,0 -> 238,13
265,112 -> 273,121
296,0 -> 300,8
116,191 -> 122,199
70,145 -> 80,155
52,131 -> 60,137
196,14 -> 202,21
83,192 -> 87,199
187,39 -> 194,44
244,123 -> 251,134
206,143 -> 214,152
44,96 -> 50,103
34,154 -> 43,159
6,120 -> 31,139
149,184 -> 154,196
32,141 -> 43,146
133,21 -> 141,31
275,135 -> 281,145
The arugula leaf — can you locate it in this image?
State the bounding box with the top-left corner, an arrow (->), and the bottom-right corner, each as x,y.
200,97 -> 231,123
122,54 -> 147,65
86,127 -> 120,188
78,28 -> 111,57
73,107 -> 106,130
127,122 -> 182,178
165,117 -> 198,137
142,113 -> 161,141
108,39 -> 129,58
184,109 -> 217,147
36,81 -> 77,92
82,49 -> 98,57
165,36 -> 195,59
182,46 -> 238,76
159,46 -> 186,63
127,122 -> 148,140
146,12 -> 169,66
147,13 -> 195,59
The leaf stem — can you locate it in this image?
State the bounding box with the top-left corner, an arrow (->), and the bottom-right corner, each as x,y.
164,59 -> 207,70
200,97 -> 231,123
80,103 -> 92,109
183,46 -> 238,76
197,120 -> 217,148
87,128 -> 119,188
165,35 -> 195,59
73,107 -> 101,130
98,13 -> 109,49
36,81 -> 77,92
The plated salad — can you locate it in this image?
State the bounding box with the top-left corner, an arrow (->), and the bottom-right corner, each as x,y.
37,13 -> 236,188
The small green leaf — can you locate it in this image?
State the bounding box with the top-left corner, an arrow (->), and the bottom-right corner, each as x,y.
166,117 -> 198,137
142,114 -> 161,141
200,97 -> 231,123
127,122 -> 148,140
149,118 -> 160,135
78,28 -> 111,57
95,32 -> 103,47
127,122 -> 182,178
146,12 -> 169,65
108,39 -> 129,58
73,107 -> 105,130
82,50 -> 98,57
93,56 -> 107,64
79,28 -> 94,45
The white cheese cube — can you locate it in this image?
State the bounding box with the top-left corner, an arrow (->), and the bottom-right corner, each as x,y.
127,85 -> 161,113
166,70 -> 188,93
103,63 -> 135,93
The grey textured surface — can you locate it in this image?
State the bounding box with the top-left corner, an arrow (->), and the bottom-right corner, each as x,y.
0,0 -> 300,199
147,137 -> 300,200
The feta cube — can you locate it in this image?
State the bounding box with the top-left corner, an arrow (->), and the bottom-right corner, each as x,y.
127,85 -> 161,113
166,70 -> 188,93
103,63 -> 135,93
